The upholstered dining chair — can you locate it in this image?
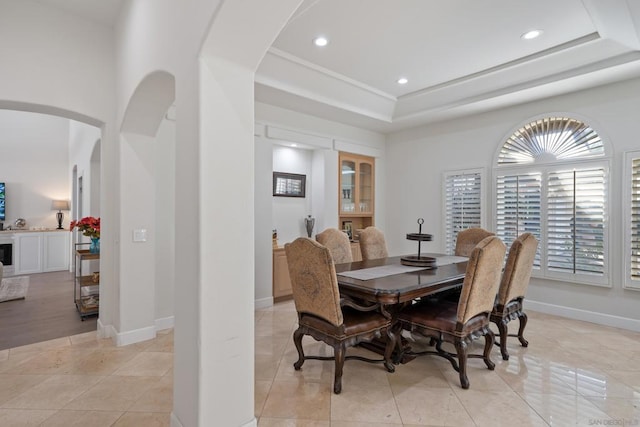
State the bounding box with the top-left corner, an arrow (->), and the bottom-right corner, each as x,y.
490,232 -> 538,360
359,226 -> 389,261
454,227 -> 495,257
395,235 -> 506,389
316,228 -> 353,264
285,237 -> 396,394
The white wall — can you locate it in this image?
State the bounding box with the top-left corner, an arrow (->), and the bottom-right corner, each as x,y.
386,76 -> 640,329
154,117 -> 176,324
272,145 -> 313,244
254,131 -> 274,307
311,149 -> 339,235
69,120 -> 102,221
0,110 -> 70,230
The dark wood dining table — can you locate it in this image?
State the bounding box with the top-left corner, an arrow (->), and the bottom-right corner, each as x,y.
335,254 -> 468,306
335,254 -> 469,362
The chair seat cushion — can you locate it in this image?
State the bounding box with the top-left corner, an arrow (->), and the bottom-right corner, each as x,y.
398,300 -> 487,337
300,307 -> 390,339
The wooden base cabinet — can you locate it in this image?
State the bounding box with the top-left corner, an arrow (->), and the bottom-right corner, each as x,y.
273,248 -> 292,301
350,242 -> 362,262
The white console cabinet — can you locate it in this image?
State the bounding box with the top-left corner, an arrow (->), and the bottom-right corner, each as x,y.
15,233 -> 42,274
13,231 -> 70,275
43,232 -> 71,271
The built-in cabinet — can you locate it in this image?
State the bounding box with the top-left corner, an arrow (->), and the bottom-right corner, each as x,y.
339,152 -> 375,237
350,242 -> 362,262
273,247 -> 292,301
14,233 -> 42,274
13,231 -> 70,275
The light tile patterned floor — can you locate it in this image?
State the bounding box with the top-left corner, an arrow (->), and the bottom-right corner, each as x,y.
1,301 -> 640,426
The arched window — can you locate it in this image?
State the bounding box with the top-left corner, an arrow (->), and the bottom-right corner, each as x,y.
494,117 -> 609,286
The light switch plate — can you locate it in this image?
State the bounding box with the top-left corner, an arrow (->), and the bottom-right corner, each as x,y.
133,229 -> 147,242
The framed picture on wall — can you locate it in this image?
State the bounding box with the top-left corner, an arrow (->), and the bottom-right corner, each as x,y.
273,172 -> 306,197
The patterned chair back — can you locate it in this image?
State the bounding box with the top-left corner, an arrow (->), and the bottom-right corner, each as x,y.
316,228 -> 353,264
285,238 -> 343,327
457,236 -> 506,324
359,227 -> 389,261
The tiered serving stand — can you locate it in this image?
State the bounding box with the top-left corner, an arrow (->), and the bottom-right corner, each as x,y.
401,218 -> 436,268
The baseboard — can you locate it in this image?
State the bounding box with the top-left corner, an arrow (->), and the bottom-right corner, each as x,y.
169,412 -> 255,427
155,315 -> 175,331
254,296 -> 273,310
115,325 -> 156,347
526,300 -> 640,332
98,316 -> 174,347
170,412 -> 183,427
96,318 -> 116,340
242,417 -> 257,427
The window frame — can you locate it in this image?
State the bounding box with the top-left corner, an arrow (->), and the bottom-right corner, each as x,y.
442,168 -> 486,255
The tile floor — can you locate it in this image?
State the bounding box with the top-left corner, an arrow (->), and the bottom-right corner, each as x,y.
1,300 -> 640,426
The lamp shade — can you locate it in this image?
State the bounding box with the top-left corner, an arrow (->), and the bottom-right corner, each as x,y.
51,200 -> 70,211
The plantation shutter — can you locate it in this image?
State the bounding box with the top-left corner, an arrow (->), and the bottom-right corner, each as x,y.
444,171 -> 482,255
495,173 -> 542,267
547,167 -> 605,275
630,158 -> 640,283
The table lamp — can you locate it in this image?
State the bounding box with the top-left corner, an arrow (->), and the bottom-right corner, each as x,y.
51,200 -> 70,230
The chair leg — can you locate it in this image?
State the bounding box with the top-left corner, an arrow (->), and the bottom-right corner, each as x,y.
383,327 -> 396,373
333,344 -> 346,394
517,311 -> 529,347
293,327 -> 305,370
454,340 -> 469,389
496,318 -> 510,360
483,330 -> 495,371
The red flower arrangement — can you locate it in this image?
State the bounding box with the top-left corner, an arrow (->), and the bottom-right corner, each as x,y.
70,216 -> 100,239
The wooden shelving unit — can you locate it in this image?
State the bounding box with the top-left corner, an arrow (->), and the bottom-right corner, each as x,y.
74,248 -> 99,320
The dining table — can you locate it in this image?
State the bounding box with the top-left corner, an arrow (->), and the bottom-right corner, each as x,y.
334,253 -> 469,362
335,253 -> 469,306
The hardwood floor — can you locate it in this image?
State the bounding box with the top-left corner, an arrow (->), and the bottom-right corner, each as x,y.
0,270 -> 96,350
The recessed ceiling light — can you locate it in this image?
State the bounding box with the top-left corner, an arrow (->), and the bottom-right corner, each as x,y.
521,29 -> 543,40
291,143 -> 297,147
397,77 -> 408,85
313,36 -> 328,47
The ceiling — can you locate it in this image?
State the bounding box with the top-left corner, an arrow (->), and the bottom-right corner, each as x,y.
256,0 -> 640,133
31,0 -> 640,134
34,0 -> 124,27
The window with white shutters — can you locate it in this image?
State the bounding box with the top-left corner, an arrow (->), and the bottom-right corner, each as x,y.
495,172 -> 542,267
443,170 -> 483,255
547,167 -> 606,276
495,117 -> 609,286
624,152 -> 640,289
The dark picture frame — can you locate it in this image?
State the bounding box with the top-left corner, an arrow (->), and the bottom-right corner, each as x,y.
273,172 -> 306,197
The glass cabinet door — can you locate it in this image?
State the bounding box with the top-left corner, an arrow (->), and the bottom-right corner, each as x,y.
341,160 -> 356,213
359,161 -> 373,213
338,152 -> 375,233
